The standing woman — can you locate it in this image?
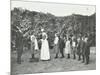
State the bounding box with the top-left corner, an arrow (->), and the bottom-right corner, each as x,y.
40,32 -> 50,61
65,37 -> 71,59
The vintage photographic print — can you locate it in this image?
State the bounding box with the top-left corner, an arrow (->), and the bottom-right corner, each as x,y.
11,0 -> 96,75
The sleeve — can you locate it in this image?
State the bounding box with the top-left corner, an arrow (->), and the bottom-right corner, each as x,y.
63,39 -> 65,48
34,39 -> 39,50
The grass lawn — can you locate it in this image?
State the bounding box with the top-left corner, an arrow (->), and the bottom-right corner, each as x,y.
11,47 -> 96,75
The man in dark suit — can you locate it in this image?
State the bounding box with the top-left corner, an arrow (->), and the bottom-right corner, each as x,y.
15,29 -> 23,64
55,35 -> 65,58
77,36 -> 84,61
81,36 -> 86,63
82,35 -> 91,65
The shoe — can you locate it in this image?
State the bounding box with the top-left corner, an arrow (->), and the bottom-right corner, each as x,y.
67,54 -> 70,59
67,56 -> 70,59
67,57 -> 70,59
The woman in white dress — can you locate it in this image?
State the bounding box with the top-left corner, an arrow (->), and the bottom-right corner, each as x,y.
65,37 -> 71,59
40,32 -> 50,61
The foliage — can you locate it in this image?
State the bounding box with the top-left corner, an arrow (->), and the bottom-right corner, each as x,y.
11,8 -> 96,49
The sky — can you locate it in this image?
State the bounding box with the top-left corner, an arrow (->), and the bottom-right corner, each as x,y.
11,0 -> 96,16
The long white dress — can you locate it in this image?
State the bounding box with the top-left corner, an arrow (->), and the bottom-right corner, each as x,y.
65,40 -> 71,54
40,39 -> 50,60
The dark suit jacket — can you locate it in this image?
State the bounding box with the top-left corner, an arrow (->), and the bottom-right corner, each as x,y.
84,41 -> 90,55
77,39 -> 84,55
15,31 -> 23,51
58,38 -> 65,51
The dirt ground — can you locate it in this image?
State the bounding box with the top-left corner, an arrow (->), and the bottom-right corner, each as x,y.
11,47 -> 96,75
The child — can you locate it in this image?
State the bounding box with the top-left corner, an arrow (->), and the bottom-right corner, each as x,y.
65,37 -> 71,59
71,36 -> 77,59
30,34 -> 39,62
40,32 -> 50,61
54,33 -> 59,58
55,35 -> 65,58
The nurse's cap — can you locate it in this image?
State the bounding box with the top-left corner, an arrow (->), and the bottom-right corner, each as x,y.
41,28 -> 44,32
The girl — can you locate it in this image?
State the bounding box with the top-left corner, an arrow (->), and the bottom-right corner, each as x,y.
54,33 -> 59,58
30,34 -> 39,62
65,37 -> 71,59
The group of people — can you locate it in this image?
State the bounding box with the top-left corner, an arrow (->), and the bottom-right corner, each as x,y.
30,29 -> 50,61
15,28 -> 91,65
54,33 -> 91,65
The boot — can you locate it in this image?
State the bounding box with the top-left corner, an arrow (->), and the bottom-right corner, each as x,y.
32,54 -> 35,59
82,55 -> 85,63
85,55 -> 89,65
55,54 -> 58,59
29,54 -> 35,62
73,54 -> 76,59
61,53 -> 64,58
67,54 -> 70,59
78,55 -> 81,61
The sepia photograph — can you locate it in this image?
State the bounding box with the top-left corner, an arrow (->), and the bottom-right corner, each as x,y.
11,0 -> 96,75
